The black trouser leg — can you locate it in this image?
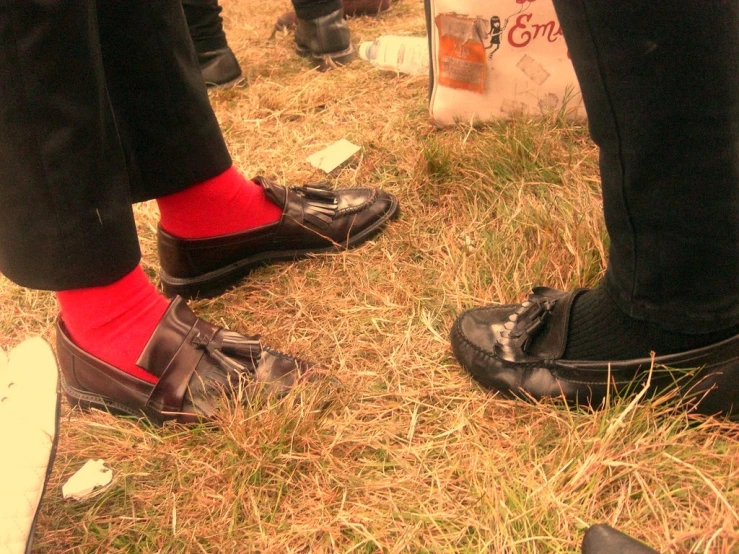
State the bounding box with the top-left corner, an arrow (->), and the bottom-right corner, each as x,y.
181,0 -> 227,52
292,0 -> 342,20
552,0 -> 739,334
96,0 -> 231,200
0,0 -> 139,290
0,0 -> 231,290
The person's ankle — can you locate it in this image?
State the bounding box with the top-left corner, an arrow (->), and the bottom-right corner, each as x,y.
56,266 -> 168,383
563,285 -> 739,360
156,167 -> 282,239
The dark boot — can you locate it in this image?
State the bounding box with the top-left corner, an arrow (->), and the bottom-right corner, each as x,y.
197,47 -> 242,87
294,8 -> 356,70
182,0 -> 243,86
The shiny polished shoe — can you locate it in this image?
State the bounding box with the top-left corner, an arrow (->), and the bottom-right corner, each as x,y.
57,297 -> 310,425
197,47 -> 243,87
581,524 -> 658,554
450,287 -> 739,417
158,177 -> 399,299
294,8 -> 356,70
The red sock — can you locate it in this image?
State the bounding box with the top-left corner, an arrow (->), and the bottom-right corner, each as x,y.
56,266 -> 170,384
156,166 -> 283,239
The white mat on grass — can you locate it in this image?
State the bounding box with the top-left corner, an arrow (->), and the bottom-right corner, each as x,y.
0,338 -> 59,554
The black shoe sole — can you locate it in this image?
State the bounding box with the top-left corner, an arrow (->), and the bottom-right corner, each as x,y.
160,197 -> 400,299
61,376 -> 146,420
204,72 -> 244,89
295,44 -> 357,71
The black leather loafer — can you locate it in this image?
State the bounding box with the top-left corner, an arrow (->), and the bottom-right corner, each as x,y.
197,47 -> 243,87
158,177 -> 399,298
450,287 -> 739,417
57,297 -> 310,425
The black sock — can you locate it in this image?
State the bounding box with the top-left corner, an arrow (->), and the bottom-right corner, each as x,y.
562,286 -> 739,360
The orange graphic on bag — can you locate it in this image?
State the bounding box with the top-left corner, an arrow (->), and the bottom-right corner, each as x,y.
435,13 -> 488,94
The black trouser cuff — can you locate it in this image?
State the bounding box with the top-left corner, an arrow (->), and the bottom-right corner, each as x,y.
292,0 -> 343,20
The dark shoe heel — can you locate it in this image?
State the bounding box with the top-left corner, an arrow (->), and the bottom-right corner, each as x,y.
314,46 -> 357,71
61,376 -> 142,419
296,43 -> 357,70
197,47 -> 243,88
159,266 -> 247,300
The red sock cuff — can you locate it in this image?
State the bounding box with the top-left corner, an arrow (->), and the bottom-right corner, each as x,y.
156,166 -> 282,239
57,266 -> 156,328
57,266 -> 169,384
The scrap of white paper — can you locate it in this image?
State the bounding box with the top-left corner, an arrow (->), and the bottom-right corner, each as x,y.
62,459 -> 113,500
306,139 -> 361,173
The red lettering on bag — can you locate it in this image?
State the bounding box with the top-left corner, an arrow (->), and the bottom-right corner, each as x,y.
507,13 -> 563,48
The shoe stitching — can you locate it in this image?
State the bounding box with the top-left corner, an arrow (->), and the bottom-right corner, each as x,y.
333,188 -> 378,216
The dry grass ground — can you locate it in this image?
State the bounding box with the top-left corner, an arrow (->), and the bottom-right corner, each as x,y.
1,1 -> 737,552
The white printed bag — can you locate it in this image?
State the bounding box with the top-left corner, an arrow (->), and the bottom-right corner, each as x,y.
424,0 -> 584,126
